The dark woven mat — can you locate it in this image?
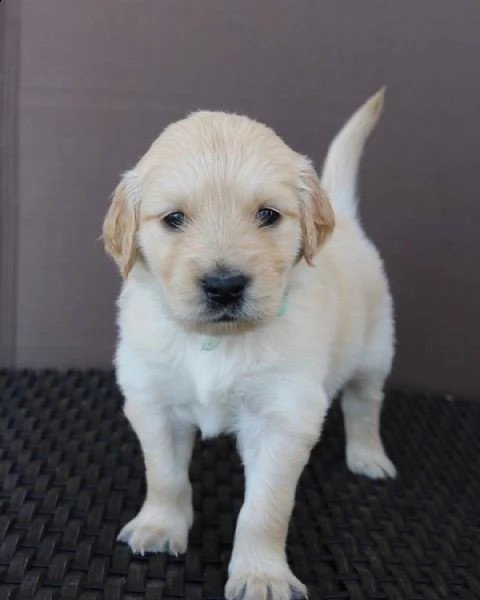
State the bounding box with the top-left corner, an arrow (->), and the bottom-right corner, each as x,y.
1,371 -> 480,600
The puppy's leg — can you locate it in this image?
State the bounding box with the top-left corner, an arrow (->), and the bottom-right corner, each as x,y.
342,373 -> 396,479
117,393 -> 195,555
225,378 -> 326,600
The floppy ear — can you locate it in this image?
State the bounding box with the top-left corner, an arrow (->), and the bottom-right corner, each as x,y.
297,158 -> 335,265
102,171 -> 141,278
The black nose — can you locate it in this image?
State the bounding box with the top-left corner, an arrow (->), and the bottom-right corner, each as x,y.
202,271 -> 249,306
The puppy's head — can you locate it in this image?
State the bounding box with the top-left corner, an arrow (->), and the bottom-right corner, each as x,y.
103,112 -> 334,332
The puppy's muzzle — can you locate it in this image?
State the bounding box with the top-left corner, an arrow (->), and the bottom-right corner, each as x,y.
201,270 -> 249,309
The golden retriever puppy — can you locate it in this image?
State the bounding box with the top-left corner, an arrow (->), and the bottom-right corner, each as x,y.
103,89 -> 395,600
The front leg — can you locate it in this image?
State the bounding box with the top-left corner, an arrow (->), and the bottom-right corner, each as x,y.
117,390 -> 195,556
226,377 -> 328,600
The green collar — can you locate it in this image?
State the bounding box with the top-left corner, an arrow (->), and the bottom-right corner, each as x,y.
201,291 -> 289,351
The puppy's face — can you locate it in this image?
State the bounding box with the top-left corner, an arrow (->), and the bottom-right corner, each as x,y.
104,112 -> 334,333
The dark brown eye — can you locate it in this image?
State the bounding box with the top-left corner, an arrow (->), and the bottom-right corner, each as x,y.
163,211 -> 186,230
257,208 -> 281,227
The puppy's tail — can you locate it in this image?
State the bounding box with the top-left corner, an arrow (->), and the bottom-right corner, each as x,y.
321,88 -> 385,218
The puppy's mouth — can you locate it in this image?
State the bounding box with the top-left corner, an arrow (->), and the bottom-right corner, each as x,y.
205,305 -> 253,324
190,302 -> 262,333
211,313 -> 241,323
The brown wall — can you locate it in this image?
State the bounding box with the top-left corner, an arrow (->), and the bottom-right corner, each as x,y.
2,0 -> 480,394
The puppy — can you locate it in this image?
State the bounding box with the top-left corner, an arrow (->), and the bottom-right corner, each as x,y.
103,89 -> 395,600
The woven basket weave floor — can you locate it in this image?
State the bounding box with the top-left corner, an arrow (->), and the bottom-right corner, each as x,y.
1,370 -> 480,600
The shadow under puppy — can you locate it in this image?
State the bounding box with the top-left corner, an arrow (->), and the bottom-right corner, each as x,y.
103,89 -> 396,600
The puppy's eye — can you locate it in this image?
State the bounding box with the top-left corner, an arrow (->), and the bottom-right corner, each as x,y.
163,211 -> 186,230
257,208 -> 281,228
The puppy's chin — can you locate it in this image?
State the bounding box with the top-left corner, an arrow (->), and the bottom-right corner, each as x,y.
161,291 -> 286,335
171,304 -> 275,336
186,311 -> 263,336
195,319 -> 259,336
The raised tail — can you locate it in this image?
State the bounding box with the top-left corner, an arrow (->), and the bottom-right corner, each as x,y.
321,88 -> 385,218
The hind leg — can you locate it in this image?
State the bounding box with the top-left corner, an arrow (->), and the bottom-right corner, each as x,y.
342,372 -> 396,479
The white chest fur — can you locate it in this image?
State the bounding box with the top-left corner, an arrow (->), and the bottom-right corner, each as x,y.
116,315 -> 278,438
179,331 -> 281,436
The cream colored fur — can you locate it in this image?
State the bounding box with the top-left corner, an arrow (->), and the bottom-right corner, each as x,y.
103,89 -> 395,600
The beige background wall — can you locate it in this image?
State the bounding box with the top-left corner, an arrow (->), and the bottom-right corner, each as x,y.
2,0 -> 480,394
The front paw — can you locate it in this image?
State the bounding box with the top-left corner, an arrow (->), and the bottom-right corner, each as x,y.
117,500 -> 193,556
347,444 -> 397,479
225,565 -> 307,600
